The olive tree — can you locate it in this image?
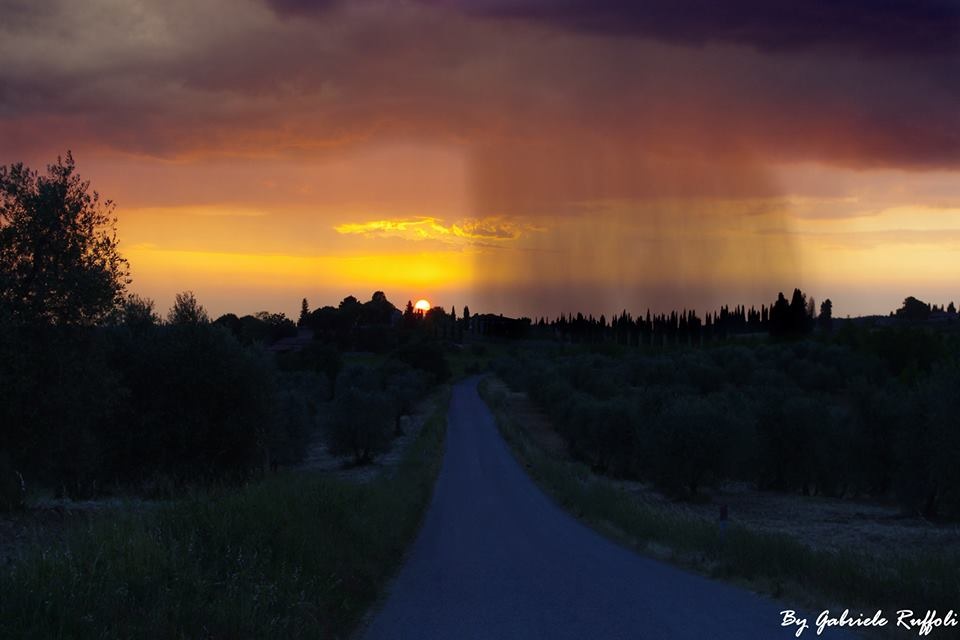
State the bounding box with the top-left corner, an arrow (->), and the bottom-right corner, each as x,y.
0,152 -> 129,325
167,290 -> 209,325
329,387 -> 394,464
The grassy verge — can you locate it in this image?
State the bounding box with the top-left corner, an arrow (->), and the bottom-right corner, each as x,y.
0,388 -> 450,639
478,377 -> 958,622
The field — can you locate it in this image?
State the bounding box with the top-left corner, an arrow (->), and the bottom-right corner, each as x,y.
0,389 -> 449,639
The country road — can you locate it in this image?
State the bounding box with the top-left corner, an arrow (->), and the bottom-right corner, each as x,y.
362,376 -> 853,639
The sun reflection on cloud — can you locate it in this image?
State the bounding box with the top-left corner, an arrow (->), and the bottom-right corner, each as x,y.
333,216 -> 541,244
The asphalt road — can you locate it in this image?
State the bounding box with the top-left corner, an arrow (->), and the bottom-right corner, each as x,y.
363,376 -> 853,639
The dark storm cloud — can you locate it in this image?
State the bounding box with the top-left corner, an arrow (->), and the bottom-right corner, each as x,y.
430,0 -> 960,56
262,0 -> 339,16
0,0 -> 957,171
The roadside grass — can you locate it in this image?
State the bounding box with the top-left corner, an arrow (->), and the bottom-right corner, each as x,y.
478,377 -> 960,621
0,388 -> 450,639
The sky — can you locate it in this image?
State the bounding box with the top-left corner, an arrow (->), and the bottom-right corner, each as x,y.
1,0 -> 958,319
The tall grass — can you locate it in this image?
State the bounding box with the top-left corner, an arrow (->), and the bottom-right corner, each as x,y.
479,378 -> 960,616
0,389 -> 449,639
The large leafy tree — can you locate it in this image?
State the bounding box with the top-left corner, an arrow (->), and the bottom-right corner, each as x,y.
0,152 -> 129,325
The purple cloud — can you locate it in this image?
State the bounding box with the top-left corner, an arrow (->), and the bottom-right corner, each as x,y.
426,0 -> 960,56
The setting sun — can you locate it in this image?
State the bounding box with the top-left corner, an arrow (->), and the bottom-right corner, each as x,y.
2,2 -> 959,636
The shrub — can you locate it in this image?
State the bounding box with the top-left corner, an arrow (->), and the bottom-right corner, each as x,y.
646,394 -> 740,497
266,385 -> 315,469
896,364 -> 960,517
328,385 -> 394,465
300,342 -> 342,399
0,326 -> 120,498
390,340 -> 450,383
491,336 -> 960,514
0,310 -> 313,496
587,397 -> 638,476
846,378 -> 903,496
383,365 -> 430,435
109,324 -> 276,484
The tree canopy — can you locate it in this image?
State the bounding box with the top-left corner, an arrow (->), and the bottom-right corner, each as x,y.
167,291 -> 209,325
896,296 -> 931,321
0,153 -> 129,325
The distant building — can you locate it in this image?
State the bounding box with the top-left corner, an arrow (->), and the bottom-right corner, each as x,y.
471,313 -> 531,339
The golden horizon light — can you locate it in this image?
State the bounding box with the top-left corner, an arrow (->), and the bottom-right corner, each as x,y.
1,2 -> 957,319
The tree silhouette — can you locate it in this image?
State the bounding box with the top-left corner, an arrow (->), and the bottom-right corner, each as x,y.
329,383 -> 393,465
789,288 -> 809,330
819,298 -> 833,332
122,294 -> 159,331
213,312 -> 242,336
167,291 -> 209,325
767,289 -> 814,337
769,292 -> 791,336
254,311 -> 297,341
896,296 -> 931,321
298,298 -> 310,327
402,300 -> 418,330
362,291 -> 396,325
301,342 -> 342,399
337,295 -> 362,336
0,152 -> 129,325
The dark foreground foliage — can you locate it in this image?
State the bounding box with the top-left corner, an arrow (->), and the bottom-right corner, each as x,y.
493,328 -> 960,518
0,390 -> 448,639
327,363 -> 432,464
0,153 -> 129,326
0,322 -> 312,500
0,290 -> 453,501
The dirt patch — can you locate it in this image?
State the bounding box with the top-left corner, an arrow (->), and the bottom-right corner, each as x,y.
491,379 -> 960,558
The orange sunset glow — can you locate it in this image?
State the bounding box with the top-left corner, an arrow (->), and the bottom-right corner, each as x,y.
2,0 -> 957,318
4,3 -> 960,636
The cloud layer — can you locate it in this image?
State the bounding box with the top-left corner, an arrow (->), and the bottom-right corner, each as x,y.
1,0 -> 957,317
1,0 -> 957,169
428,0 -> 960,56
